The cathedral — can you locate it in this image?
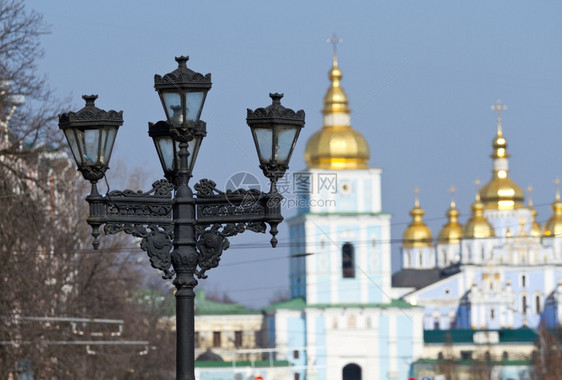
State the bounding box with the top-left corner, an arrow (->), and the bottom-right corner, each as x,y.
392,102 -> 562,332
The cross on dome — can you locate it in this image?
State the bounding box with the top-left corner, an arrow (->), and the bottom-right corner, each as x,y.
326,34 -> 343,65
448,185 -> 457,206
414,186 -> 420,207
491,99 -> 507,134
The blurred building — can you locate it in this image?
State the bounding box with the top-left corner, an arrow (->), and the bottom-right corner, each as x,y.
194,289 -> 263,362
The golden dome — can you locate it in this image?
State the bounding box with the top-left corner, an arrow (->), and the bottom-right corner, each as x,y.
322,62 -> 350,115
463,193 -> 495,238
544,181 -> 562,237
304,55 -> 369,170
438,200 -> 463,244
479,107 -> 524,210
403,190 -> 433,247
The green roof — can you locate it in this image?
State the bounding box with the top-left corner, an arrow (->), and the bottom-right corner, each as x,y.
263,297 -> 419,311
424,329 -> 538,344
196,290 -> 260,316
195,360 -> 290,368
263,297 -> 307,311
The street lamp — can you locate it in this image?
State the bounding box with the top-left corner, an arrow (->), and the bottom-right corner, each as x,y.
58,56 -> 304,380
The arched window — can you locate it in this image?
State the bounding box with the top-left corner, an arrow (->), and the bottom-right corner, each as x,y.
521,274 -> 527,288
342,242 -> 355,278
418,251 -> 423,267
522,295 -> 528,314
343,363 -> 362,380
535,295 -> 541,314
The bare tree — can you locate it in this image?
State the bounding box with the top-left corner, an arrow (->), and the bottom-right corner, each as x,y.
533,326 -> 562,379
0,2 -> 176,377
0,0 -> 65,189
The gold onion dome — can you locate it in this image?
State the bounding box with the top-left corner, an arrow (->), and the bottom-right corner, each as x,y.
544,180 -> 562,237
304,55 -> 369,170
479,101 -> 524,210
463,192 -> 495,238
438,196 -> 463,244
403,190 -> 433,247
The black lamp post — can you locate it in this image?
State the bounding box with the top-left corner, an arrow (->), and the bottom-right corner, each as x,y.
58,56 -> 304,380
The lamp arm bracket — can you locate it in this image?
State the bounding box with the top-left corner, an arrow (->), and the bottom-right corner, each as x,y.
192,178 -> 284,251
194,221 -> 267,279
87,179 -> 175,279
104,223 -> 174,279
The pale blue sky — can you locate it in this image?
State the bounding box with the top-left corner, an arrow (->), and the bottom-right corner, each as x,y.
26,1 -> 562,307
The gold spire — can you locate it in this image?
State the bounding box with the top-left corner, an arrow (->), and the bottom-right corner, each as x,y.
403,187 -> 434,247
544,178 -> 562,237
438,186 -> 464,244
527,185 -> 542,237
479,100 -> 524,210
464,179 -> 495,238
304,38 -> 369,170
323,34 -> 349,115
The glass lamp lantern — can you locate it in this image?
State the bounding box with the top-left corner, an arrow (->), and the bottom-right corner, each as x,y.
58,95 -> 123,182
149,120 -> 207,184
154,56 -> 212,134
246,93 -> 305,185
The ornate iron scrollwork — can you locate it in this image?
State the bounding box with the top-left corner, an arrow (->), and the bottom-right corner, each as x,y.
98,179 -> 175,279
194,221 -> 267,279
104,223 -> 174,279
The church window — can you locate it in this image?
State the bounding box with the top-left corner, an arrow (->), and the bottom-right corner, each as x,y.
294,374 -> 300,380
371,238 -> 377,248
490,308 -> 495,319
419,251 -> 423,267
502,351 -> 509,361
522,295 -> 528,314
535,295 -> 541,314
342,242 -> 355,278
293,350 -> 299,359
433,319 -> 440,330
521,274 -> 527,288
481,246 -> 485,261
